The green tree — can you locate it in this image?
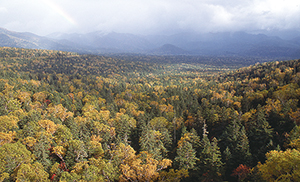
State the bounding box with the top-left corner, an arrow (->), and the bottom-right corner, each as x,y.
113,113 -> 136,142
175,129 -> 200,170
65,139 -> 88,169
175,141 -> 198,170
32,132 -> 52,170
14,162 -> 50,182
64,161 -> 105,182
0,142 -> 32,177
148,117 -> 172,150
248,105 -> 274,164
140,127 -> 168,160
220,115 -> 252,180
198,126 -> 223,182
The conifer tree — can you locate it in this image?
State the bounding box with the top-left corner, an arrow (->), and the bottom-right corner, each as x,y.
220,114 -> 252,180
175,137 -> 198,170
248,104 -> 274,164
32,132 -> 52,170
198,122 -> 224,181
139,126 -> 167,160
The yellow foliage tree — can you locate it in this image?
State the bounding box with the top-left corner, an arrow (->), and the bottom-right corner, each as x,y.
115,143 -> 172,182
32,91 -> 48,103
38,119 -> 57,134
258,149 -> 300,182
0,115 -> 18,132
47,104 -> 73,122
0,131 -> 16,146
0,115 -> 18,146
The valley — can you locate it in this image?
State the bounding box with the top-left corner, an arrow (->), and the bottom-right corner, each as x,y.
0,47 -> 300,181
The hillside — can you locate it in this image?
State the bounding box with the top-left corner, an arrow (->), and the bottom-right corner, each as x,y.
0,47 -> 300,181
0,28 -> 78,52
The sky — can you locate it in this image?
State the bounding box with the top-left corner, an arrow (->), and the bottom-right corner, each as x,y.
1,0 -> 300,37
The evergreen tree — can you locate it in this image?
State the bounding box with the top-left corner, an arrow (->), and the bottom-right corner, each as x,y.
32,132 -> 52,170
139,126 -> 168,160
175,137 -> 198,170
220,114 -> 252,180
248,104 -> 274,164
198,123 -> 224,182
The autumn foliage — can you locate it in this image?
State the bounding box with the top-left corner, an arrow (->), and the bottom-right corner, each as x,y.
231,164 -> 251,181
0,47 -> 300,181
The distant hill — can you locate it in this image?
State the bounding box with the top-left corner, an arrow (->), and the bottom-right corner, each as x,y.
180,32 -> 300,58
47,31 -> 154,53
1,27 -> 300,59
148,44 -> 190,55
0,27 -> 79,51
45,30 -> 300,58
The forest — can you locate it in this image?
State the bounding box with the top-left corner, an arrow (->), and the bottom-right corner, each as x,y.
0,46 -> 300,182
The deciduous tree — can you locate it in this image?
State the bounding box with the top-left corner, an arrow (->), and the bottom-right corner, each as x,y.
258,149 -> 300,182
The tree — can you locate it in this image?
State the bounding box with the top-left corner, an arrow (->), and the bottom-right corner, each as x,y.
113,112 -> 136,142
14,162 -> 50,182
258,149 -> 300,182
0,115 -> 19,146
0,115 -> 18,132
88,135 -> 105,158
198,135 -> 223,181
148,117 -> 172,150
220,114 -> 252,180
17,91 -> 32,107
175,141 -> 198,170
38,119 -> 57,134
65,161 -> 104,182
59,171 -> 82,182
92,121 -> 115,150
175,130 -> 200,170
88,157 -> 119,181
0,131 -> 16,146
32,132 -> 52,170
54,125 -> 73,147
65,139 -> 88,168
158,169 -> 188,182
115,143 -> 172,182
231,164 -> 251,182
140,127 -> 168,160
32,91 -> 48,103
0,142 -> 32,176
286,125 -> 300,150
47,104 -> 73,122
248,104 -> 274,163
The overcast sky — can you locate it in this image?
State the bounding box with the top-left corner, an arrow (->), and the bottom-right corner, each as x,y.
1,0 -> 300,36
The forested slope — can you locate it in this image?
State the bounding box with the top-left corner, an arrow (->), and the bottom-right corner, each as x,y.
0,47 -> 300,181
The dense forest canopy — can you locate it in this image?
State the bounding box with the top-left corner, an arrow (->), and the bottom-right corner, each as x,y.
0,47 -> 300,182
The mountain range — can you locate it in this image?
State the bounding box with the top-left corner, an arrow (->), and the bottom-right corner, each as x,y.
1,27 -> 300,59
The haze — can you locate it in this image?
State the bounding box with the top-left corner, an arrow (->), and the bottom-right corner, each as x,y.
1,0 -> 300,38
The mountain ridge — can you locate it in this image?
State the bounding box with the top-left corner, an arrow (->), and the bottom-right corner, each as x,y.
1,27 -> 300,59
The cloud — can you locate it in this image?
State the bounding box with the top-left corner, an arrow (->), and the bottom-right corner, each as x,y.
0,7 -> 8,13
0,0 -> 299,36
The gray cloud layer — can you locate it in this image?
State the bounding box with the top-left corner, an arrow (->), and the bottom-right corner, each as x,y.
1,0 -> 299,36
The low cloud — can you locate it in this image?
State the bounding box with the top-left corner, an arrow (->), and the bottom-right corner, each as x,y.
0,0 -> 299,36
